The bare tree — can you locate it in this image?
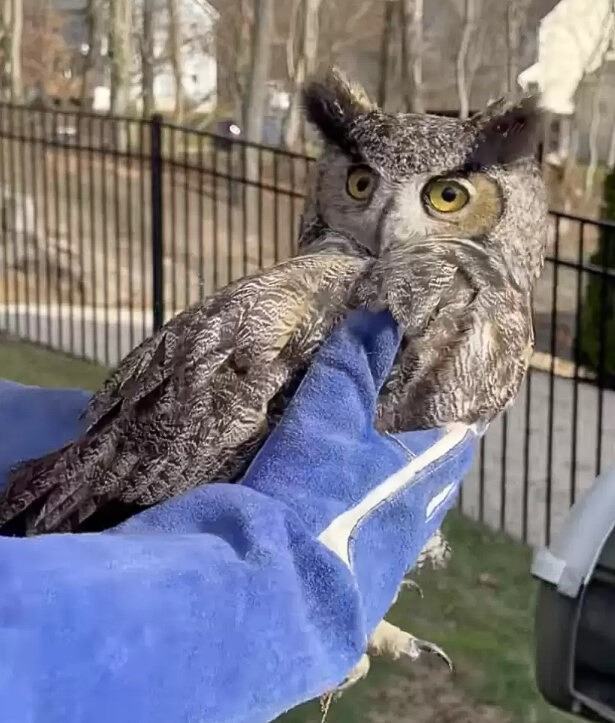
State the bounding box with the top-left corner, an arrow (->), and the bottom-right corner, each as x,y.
561,117 -> 580,214
167,0 -> 185,122
0,0 -> 24,101
243,0 -> 274,145
607,120 -> 615,170
236,0 -> 254,121
140,0 -> 155,116
283,0 -> 322,150
109,0 -> 132,117
10,0 -> 22,100
319,0 -> 374,64
505,0 -> 530,100
22,0 -> 70,98
285,0 -> 301,79
378,0 -> 397,108
456,0 -> 478,119
243,0 -> 273,252
399,0 -> 423,112
216,0 -> 379,120
214,0 -> 254,119
81,0 -> 103,106
585,67 -> 607,197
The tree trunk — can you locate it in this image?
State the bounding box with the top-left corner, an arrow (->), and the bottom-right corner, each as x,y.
557,114 -> 572,162
167,0 -> 184,123
141,0 -> 155,116
233,0 -> 253,123
607,121 -> 615,170
456,0 -> 477,120
243,0 -> 274,257
81,0 -> 102,107
378,0 -> 396,108
109,0 -> 131,153
283,0 -> 322,151
563,118 -> 579,214
0,0 -> 23,102
109,0 -> 132,117
10,0 -> 22,101
282,0 -> 301,149
585,69 -> 607,197
399,0 -> 423,113
505,0 -> 530,100
243,0 -> 274,146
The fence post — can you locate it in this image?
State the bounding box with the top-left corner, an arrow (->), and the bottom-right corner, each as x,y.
150,114 -> 164,332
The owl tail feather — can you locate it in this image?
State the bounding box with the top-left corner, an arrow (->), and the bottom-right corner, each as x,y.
0,446 -> 72,536
0,421 -> 125,535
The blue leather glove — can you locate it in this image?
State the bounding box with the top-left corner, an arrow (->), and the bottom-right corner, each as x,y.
0,309 -> 477,723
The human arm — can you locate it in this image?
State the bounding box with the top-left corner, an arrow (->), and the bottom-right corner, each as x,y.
0,309 -> 476,723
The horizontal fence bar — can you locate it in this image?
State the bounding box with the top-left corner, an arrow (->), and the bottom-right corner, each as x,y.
546,255 -> 615,279
160,120 -> 314,160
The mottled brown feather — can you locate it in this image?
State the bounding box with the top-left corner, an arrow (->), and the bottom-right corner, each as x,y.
0,70 -> 547,536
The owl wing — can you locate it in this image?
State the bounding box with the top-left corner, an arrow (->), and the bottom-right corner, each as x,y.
0,254 -> 367,535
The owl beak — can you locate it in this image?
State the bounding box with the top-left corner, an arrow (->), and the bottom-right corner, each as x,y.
375,197 -> 399,253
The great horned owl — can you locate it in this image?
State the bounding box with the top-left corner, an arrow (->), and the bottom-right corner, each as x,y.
0,70 -> 546,537
298,71 -> 546,435
0,68 -> 547,700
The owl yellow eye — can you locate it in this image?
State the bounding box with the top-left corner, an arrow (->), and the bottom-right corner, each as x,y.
424,178 -> 471,214
346,166 -> 375,200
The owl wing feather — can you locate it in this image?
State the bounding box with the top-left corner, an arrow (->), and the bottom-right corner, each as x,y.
0,254 -> 368,535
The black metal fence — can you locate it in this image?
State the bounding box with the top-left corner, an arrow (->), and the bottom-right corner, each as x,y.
0,103 -> 613,548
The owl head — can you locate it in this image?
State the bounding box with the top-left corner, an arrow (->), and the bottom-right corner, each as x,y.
299,68 -> 548,292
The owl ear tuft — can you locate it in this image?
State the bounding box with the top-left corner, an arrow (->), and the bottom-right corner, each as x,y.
469,95 -> 544,165
302,67 -> 375,153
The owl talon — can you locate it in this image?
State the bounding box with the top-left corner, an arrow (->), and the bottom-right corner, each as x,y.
400,577 -> 424,598
408,636 -> 454,671
332,652 -> 371,697
319,693 -> 333,723
319,653 -> 371,720
368,620 -> 453,671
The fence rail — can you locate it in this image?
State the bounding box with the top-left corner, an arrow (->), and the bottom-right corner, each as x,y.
0,104 -> 613,547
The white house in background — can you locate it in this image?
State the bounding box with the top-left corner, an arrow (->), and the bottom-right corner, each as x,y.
518,0 -> 615,115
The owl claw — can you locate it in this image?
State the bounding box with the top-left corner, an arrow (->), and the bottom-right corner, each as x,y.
407,636 -> 454,671
331,652 -> 371,697
319,653 -> 371,720
367,620 -> 453,671
400,577 -> 424,598
318,622 -> 453,720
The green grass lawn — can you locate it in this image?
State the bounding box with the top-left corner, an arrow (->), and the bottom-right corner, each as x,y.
0,338 -> 108,390
280,514 -> 573,723
0,339 -> 572,722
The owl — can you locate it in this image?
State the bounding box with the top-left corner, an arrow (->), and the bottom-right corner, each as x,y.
0,68 -> 547,691
297,71 -> 546,435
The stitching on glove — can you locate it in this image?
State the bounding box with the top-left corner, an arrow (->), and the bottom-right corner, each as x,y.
317,423 -> 475,568
383,432 -> 416,461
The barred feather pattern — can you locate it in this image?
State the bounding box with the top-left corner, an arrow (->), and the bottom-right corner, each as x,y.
0,72 -> 548,536
0,240 -> 533,535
